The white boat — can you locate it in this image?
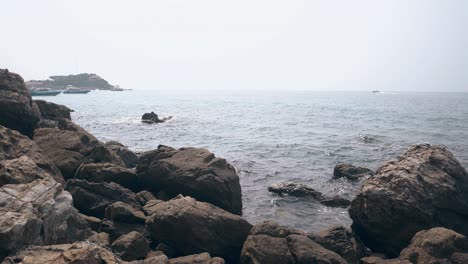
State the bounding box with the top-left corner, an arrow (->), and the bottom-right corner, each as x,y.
30,87 -> 61,96
63,85 -> 91,94
110,85 -> 124,91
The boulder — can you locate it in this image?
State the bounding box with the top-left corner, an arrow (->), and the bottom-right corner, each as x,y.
1,242 -> 122,264
0,69 -> 40,137
156,243 -> 177,258
136,190 -> 157,205
105,140 -> 139,168
240,221 -> 347,264
169,253 -> 225,264
79,213 -> 103,231
33,126 -> 124,179
145,196 -> 252,263
268,182 -> 351,208
0,178 -> 92,259
0,126 -> 64,186
66,179 -> 139,218
100,219 -> 147,243
143,199 -> 165,216
88,232 -> 110,246
137,145 -> 242,214
333,163 -> 374,180
309,225 -> 368,263
349,144 -> 468,256
398,227 -> 468,264
111,231 -> 150,261
142,112 -> 164,123
34,99 -> 72,121
74,162 -> 138,191
105,201 -> 146,224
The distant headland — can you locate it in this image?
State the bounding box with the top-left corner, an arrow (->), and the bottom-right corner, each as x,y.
26,73 -> 115,90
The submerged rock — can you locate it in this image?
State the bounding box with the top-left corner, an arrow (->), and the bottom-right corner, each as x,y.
268,182 -> 351,208
309,225 -> 368,263
0,178 -> 92,259
35,99 -> 72,121
333,163 -> 374,180
240,221 -> 347,264
1,242 -> 122,264
145,196 -> 252,263
105,140 -> 139,168
0,126 -> 64,186
349,144 -> 468,256
138,145 -> 242,215
0,69 -> 40,137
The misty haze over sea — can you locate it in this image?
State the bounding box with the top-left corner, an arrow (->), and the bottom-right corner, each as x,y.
37,89 -> 468,231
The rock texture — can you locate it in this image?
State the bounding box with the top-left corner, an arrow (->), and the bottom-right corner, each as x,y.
35,99 -> 72,121
0,179 -> 92,259
0,126 -> 64,186
240,221 -> 347,264
169,253 -> 225,264
74,162 -> 138,191
105,140 -> 139,168
33,126 -> 124,179
66,179 -> 139,218
268,182 -> 351,208
309,225 -> 368,263
349,144 -> 468,256
111,231 -> 150,261
1,242 -> 121,264
333,163 -> 374,180
105,201 -> 146,224
146,196 -> 252,263
0,69 -> 40,137
138,145 -> 242,214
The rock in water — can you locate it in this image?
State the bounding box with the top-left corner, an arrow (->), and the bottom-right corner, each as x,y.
138,145 -> 243,215
1,242 -> 122,264
142,111 -> 163,123
0,126 -> 64,186
349,144 -> 468,256
398,227 -> 468,264
333,163 -> 374,180
268,182 -> 351,208
105,140 -> 139,168
240,221 -> 347,264
0,178 -> 92,259
145,196 -> 252,263
35,100 -> 72,121
309,225 -> 368,263
0,69 -> 40,137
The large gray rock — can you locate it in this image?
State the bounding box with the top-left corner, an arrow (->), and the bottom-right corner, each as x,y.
66,179 -> 140,218
0,69 -> 40,137
137,145 -> 242,215
240,221 -> 347,264
309,225 -> 368,263
145,196 -> 252,263
0,178 -> 92,259
0,126 -> 64,186
349,144 -> 468,256
34,126 -> 124,179
34,99 -> 72,121
105,140 -> 139,168
111,231 -> 150,261
1,242 -> 122,264
74,162 -> 138,191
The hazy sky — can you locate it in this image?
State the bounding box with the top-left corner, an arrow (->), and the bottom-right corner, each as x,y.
1,0 -> 467,91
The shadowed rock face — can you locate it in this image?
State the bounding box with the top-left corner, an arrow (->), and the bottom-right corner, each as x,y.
0,242 -> 122,264
169,253 -> 225,264
0,69 -> 40,137
240,221 -> 347,264
138,145 -> 243,215
111,231 -> 150,261
333,163 -> 374,181
74,162 -> 138,191
0,126 -> 64,186
349,144 -> 468,256
0,178 -> 92,259
34,100 -> 72,121
145,196 -> 252,263
105,140 -> 139,168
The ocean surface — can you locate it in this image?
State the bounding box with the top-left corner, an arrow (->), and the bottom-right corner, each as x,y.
38,90 -> 468,232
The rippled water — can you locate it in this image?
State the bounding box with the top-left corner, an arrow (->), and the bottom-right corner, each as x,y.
38,90 -> 468,232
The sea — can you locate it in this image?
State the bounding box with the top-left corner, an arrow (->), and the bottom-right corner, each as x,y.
38,90 -> 468,232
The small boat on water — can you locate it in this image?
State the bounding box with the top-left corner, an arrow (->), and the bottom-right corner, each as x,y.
63,85 -> 91,94
372,90 -> 382,94
30,88 -> 62,96
110,85 -> 124,91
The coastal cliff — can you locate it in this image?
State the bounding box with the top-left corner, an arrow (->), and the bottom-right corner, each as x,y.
1,68 -> 468,264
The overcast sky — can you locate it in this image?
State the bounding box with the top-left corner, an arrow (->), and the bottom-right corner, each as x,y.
1,0 -> 467,91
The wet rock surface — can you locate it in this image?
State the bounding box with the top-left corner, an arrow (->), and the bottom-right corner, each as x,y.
349,144 -> 468,256
138,145 -> 242,214
333,163 -> 374,180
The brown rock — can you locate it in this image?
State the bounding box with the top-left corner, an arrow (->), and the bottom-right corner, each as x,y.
74,162 -> 138,191
333,163 -> 374,180
35,99 -> 72,121
136,190 -> 157,205
111,231 -> 150,261
88,232 -> 111,247
105,201 -> 146,224
105,140 -> 139,168
169,253 -> 225,264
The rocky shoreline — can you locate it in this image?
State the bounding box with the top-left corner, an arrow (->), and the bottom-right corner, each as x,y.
1,68 -> 468,263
